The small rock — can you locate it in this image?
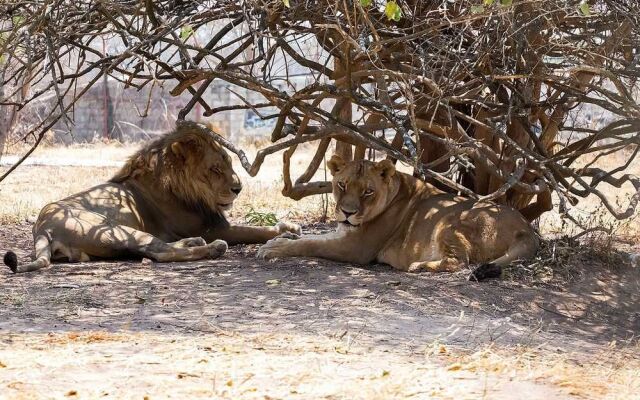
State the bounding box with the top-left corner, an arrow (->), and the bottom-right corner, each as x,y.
141,258 -> 153,266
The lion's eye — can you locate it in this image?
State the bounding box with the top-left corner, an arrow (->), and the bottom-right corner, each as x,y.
364,188 -> 374,196
337,181 -> 345,191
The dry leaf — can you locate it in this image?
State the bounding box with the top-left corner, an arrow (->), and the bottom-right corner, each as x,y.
334,346 -> 348,354
447,363 -> 462,371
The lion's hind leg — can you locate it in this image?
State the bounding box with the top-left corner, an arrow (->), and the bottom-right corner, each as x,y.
43,207 -> 228,263
408,227 -> 470,273
469,230 -> 538,282
54,243 -> 91,263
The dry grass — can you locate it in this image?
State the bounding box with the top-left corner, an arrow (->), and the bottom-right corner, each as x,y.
0,139 -> 136,223
431,341 -> 640,399
1,331 -> 638,400
504,235 -> 634,287
0,166 -> 118,224
3,137 -> 134,162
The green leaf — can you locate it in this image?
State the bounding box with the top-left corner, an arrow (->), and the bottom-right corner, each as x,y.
470,5 -> 485,14
283,0 -> 290,8
384,1 -> 402,22
483,0 -> 495,5
360,0 -> 372,6
180,24 -> 193,40
578,2 -> 591,16
244,207 -> 279,226
500,0 -> 513,6
12,16 -> 24,26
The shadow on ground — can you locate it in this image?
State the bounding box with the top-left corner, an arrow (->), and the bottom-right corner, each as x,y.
1,223 -> 638,356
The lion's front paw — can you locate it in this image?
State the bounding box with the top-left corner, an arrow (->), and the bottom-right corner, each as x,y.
207,240 -> 228,259
276,231 -> 300,240
276,221 -> 301,236
257,238 -> 294,259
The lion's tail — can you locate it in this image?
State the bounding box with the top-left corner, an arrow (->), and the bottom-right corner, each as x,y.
469,230 -> 539,282
4,234 -> 52,274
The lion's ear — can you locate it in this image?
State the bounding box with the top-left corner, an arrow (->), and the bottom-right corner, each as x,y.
170,137 -> 199,161
170,142 -> 185,159
327,154 -> 346,176
375,159 -> 396,180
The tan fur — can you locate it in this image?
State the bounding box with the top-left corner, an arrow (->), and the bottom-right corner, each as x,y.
5,121 -> 300,273
258,155 -> 538,274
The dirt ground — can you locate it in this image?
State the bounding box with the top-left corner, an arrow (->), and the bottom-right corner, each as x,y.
1,222 -> 639,399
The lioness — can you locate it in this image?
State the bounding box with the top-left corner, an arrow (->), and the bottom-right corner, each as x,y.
258,155 -> 538,280
4,121 -> 299,273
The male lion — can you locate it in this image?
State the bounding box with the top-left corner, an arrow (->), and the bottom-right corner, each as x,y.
4,121 -> 299,273
258,155 -> 538,280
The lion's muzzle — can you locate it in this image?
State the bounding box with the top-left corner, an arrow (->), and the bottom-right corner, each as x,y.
336,207 -> 362,227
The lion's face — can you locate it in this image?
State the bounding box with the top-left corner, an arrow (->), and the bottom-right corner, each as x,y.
327,155 -> 397,228
111,123 -> 243,215
165,133 -> 242,213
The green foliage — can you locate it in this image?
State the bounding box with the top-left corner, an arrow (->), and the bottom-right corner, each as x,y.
384,1 -> 402,22
579,1 -> 591,16
179,24 -> 194,40
0,34 -> 6,65
473,0 -> 513,14
244,207 -> 279,226
12,16 -> 24,26
0,16 -> 22,64
282,0 -> 290,8
360,0 -> 372,7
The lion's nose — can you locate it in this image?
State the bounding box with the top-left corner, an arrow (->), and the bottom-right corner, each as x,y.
230,173 -> 242,195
